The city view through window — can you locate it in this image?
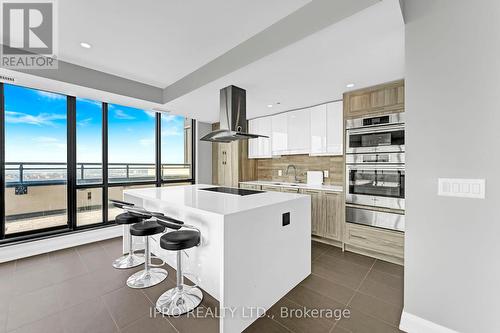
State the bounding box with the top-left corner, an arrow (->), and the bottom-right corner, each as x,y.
1,83 -> 193,239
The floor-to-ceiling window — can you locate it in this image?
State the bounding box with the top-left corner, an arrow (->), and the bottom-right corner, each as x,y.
76,98 -> 103,227
0,82 -> 195,243
161,114 -> 192,181
3,84 -> 68,235
107,104 -> 157,220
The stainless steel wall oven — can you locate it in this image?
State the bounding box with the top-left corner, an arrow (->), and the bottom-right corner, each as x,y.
345,113 -> 406,232
346,113 -> 405,154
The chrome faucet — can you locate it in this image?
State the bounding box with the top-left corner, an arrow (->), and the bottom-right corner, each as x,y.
285,164 -> 299,182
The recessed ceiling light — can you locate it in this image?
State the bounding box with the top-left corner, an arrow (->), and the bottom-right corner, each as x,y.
267,104 -> 273,108
80,42 -> 91,49
346,83 -> 355,88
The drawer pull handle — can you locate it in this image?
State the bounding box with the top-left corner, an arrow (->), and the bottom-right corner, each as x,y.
351,234 -> 367,240
381,240 -> 403,247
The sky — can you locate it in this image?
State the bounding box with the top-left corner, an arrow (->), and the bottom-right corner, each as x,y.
4,84 -> 186,164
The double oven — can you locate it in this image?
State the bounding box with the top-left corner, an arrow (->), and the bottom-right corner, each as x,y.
345,113 -> 405,232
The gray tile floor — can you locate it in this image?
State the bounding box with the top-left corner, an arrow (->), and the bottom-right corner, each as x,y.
0,238 -> 403,333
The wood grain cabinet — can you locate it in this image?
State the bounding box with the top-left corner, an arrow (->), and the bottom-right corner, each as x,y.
281,187 -> 300,193
212,123 -> 256,187
323,191 -> 343,241
261,185 -> 282,192
300,189 -> 343,242
344,222 -> 404,264
302,189 -> 324,236
240,183 -> 344,244
345,80 -> 405,119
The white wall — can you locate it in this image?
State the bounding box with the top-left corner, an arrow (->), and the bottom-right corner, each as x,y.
403,1 -> 500,332
195,121 -> 213,184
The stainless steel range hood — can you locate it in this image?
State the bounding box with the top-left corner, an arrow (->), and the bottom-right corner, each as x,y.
201,85 -> 269,143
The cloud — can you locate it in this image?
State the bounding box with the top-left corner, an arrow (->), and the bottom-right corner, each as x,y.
144,110 -> 156,118
77,117 -> 93,127
162,128 -> 183,137
36,90 -> 66,100
5,110 -> 66,126
78,98 -> 102,107
139,138 -> 154,146
161,114 -> 176,122
113,109 -> 135,120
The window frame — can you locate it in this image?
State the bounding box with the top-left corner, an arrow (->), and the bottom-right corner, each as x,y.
0,83 -> 196,245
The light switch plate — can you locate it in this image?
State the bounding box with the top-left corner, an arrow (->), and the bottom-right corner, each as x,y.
323,170 -> 329,178
278,170 -> 283,176
438,178 -> 485,199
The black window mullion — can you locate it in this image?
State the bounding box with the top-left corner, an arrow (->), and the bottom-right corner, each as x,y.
67,96 -> 77,230
156,112 -> 161,187
0,83 -> 5,239
102,103 -> 109,223
191,119 -> 196,184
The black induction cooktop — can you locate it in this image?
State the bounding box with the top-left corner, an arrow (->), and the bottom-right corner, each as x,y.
200,187 -> 262,196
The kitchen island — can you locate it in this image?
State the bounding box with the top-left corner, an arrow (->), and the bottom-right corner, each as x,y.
123,184 -> 311,333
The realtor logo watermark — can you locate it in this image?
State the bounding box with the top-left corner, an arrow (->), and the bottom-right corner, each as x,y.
1,0 -> 58,69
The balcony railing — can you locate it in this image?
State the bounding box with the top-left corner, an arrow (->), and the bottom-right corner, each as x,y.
5,162 -> 191,186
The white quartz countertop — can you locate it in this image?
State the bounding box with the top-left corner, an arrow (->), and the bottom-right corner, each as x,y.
240,180 -> 343,192
124,184 -> 308,216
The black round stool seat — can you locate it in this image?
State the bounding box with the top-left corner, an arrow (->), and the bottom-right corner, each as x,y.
160,230 -> 200,251
130,221 -> 165,237
115,212 -> 143,225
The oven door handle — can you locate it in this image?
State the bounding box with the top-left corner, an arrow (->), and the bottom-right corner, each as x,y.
347,124 -> 404,135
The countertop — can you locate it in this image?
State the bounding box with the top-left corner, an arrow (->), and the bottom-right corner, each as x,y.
124,184 -> 308,216
239,180 -> 344,192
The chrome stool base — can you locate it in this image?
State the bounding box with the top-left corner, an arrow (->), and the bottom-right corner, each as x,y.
112,253 -> 144,269
155,284 -> 203,316
126,268 -> 168,289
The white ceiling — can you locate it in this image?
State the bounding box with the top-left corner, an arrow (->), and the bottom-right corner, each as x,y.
163,0 -> 405,122
58,0 -> 310,87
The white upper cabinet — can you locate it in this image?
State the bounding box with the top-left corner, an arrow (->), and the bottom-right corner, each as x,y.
260,101 -> 342,156
287,108 -> 310,155
326,101 -> 343,155
309,101 -> 343,156
309,104 -> 328,155
248,117 -> 272,159
271,113 -> 288,155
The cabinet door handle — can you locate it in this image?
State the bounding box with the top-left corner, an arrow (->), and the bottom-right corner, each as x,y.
381,240 -> 403,247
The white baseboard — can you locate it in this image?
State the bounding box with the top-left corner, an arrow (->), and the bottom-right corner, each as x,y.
0,226 -> 123,263
400,310 -> 459,333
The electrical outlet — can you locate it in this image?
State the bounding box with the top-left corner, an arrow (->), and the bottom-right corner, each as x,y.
278,170 -> 283,176
323,170 -> 329,178
282,212 -> 290,226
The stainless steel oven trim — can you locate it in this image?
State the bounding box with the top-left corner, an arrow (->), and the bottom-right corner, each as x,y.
346,164 -> 405,210
346,123 -> 405,135
346,124 -> 405,154
347,145 -> 405,154
346,206 -> 405,232
346,112 -> 405,130
346,152 -> 405,164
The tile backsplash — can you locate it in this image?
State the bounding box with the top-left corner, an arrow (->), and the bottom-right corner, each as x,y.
255,154 -> 344,186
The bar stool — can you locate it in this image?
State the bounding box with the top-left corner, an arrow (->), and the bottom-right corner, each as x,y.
109,199 -> 145,269
154,215 -> 203,316
126,215 -> 169,289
